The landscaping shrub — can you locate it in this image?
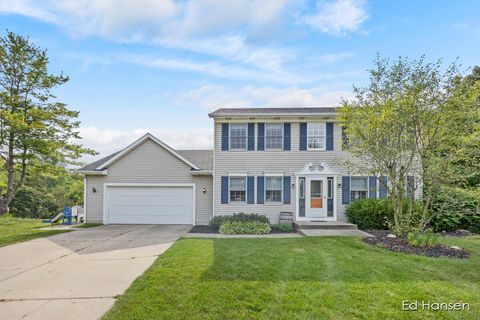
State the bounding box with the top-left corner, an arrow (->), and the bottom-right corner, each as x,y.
407,230 -> 438,248
345,198 -> 394,229
270,223 -> 294,233
209,213 -> 269,230
429,187 -> 480,233
219,221 -> 271,234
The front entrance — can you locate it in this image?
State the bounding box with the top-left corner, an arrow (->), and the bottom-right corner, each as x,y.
306,178 -> 327,218
296,162 -> 338,221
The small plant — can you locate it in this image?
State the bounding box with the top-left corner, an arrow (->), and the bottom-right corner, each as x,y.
219,221 -> 271,235
209,213 -> 270,230
270,223 -> 294,232
407,230 -> 439,248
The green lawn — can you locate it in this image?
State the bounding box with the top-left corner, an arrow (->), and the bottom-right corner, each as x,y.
104,236 -> 480,320
0,215 -> 70,247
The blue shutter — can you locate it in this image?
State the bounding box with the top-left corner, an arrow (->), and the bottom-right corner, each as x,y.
247,123 -> 255,151
257,123 -> 265,151
247,176 -> 254,204
342,176 -> 350,204
300,123 -> 307,150
221,123 -> 229,151
221,176 -> 229,204
407,176 -> 415,199
283,123 -> 291,151
369,176 -> 377,199
379,176 -> 388,198
257,176 -> 264,204
326,122 -> 334,150
283,176 -> 291,204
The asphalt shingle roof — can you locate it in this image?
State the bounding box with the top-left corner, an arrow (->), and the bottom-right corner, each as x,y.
176,150 -> 213,171
77,151 -> 122,172
78,149 -> 213,172
209,107 -> 337,117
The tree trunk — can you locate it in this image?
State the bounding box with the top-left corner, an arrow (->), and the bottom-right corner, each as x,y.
0,134 -> 16,215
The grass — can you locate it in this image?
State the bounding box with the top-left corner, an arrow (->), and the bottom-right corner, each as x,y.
103,235 -> 480,320
74,223 -> 102,228
0,215 -> 70,247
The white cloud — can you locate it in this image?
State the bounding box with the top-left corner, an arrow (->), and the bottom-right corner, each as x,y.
77,126 -> 213,163
303,0 -> 368,36
175,84 -> 354,110
0,0 -> 293,70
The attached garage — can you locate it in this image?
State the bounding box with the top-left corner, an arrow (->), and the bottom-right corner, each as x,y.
104,184 -> 195,224
79,133 -> 213,225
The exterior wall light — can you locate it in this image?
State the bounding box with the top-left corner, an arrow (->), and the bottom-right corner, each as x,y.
92,187 -> 97,193
202,186 -> 207,194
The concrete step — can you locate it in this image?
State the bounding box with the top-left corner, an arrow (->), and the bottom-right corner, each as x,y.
294,221 -> 358,230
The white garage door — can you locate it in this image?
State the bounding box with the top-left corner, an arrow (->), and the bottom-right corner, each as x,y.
105,185 -> 194,224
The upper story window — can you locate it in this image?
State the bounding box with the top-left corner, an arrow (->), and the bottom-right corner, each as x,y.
350,177 -> 368,201
265,176 -> 282,202
307,123 -> 326,150
230,177 -> 246,202
265,123 -> 283,150
229,124 -> 247,150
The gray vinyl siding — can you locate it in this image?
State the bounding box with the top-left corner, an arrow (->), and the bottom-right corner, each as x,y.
85,139 -> 212,225
214,121 -> 350,223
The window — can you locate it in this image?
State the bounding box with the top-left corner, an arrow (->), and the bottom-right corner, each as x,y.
265,123 -> 283,150
265,177 -> 282,202
299,177 -> 305,199
327,178 -> 333,199
307,123 -> 326,150
230,177 -> 246,202
229,124 -> 247,150
350,177 -> 368,201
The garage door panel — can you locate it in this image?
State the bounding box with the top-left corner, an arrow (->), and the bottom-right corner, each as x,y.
106,186 -> 194,224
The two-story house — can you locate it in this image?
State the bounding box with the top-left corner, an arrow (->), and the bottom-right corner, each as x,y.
79,107 -> 407,225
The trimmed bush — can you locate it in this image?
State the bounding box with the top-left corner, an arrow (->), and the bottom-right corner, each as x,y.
219,221 -> 271,234
429,187 -> 480,233
209,213 -> 269,231
345,198 -> 394,230
270,223 -> 294,233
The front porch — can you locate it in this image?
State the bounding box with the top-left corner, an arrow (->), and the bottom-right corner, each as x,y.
294,220 -> 357,229
294,220 -> 373,237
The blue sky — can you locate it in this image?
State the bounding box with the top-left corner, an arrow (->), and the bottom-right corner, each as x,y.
1,0 -> 479,161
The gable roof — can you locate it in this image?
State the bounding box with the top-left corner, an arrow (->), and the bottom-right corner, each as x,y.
209,107 -> 337,117
176,150 -> 213,171
77,133 -> 213,174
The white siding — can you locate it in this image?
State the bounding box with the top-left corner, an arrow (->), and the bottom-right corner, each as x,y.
85,139 -> 212,225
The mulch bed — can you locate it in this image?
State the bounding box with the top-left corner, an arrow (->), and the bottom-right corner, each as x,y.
440,229 -> 473,237
363,230 -> 470,259
189,225 -> 218,233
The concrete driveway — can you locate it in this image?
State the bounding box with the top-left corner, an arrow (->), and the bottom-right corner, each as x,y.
0,225 -> 190,320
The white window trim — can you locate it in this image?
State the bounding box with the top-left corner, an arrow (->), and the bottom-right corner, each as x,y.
229,176 -> 247,203
264,123 -> 284,151
265,176 -> 283,204
229,123 -> 248,151
307,122 -> 326,151
350,176 -> 369,200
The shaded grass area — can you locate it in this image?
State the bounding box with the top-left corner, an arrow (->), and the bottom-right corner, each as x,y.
74,223 -> 102,228
104,236 -> 480,320
0,215 -> 70,247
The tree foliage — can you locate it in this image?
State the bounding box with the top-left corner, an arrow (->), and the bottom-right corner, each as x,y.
339,56 -> 480,235
0,31 -> 95,214
10,163 -> 83,218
